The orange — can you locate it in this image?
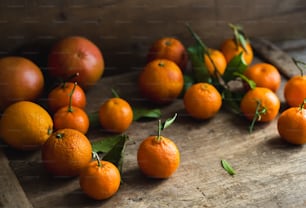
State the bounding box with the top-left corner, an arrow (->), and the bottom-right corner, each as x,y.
139,59 -> 184,104
41,128 -> 92,177
244,63 -> 281,92
98,97 -> 133,133
137,135 -> 180,178
284,75 -> 306,108
79,159 -> 121,200
53,82 -> 89,134
147,37 -> 188,70
0,56 -> 44,111
0,101 -> 53,150
48,82 -> 86,113
240,87 -> 280,122
183,82 -> 222,119
277,102 -> 306,144
53,106 -> 89,134
204,49 -> 227,76
48,36 -> 104,89
220,38 -> 253,65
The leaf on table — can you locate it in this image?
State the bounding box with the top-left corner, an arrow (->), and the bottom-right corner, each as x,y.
161,113 -> 177,130
102,135 -> 129,173
91,134 -> 126,153
133,107 -> 161,121
221,159 -> 236,176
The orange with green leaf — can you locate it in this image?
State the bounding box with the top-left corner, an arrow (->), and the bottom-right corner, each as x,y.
220,24 -> 253,65
137,114 -> 180,179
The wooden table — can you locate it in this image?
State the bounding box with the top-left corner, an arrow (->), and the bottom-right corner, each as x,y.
1,39 -> 306,208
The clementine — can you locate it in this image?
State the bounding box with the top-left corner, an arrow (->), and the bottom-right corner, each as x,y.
138,59 -> 184,104
0,56 -> 44,111
183,82 -> 222,119
98,97 -> 133,133
41,128 -> 92,177
221,39 -> 253,65
48,36 -> 104,89
48,81 -> 86,113
284,75 -> 306,108
0,101 -> 53,150
244,63 -> 281,92
137,135 -> 180,179
79,154 -> 121,200
147,37 -> 188,70
240,87 -> 280,122
204,49 -> 227,76
277,100 -> 306,144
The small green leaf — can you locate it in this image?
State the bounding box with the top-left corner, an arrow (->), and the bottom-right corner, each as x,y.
162,113 -> 177,130
111,88 -> 120,98
187,45 -> 212,83
221,159 -> 236,175
133,107 -> 161,121
91,134 -> 126,153
182,75 -> 195,93
102,135 -> 128,173
88,111 -> 100,129
222,52 -> 248,82
233,72 -> 256,89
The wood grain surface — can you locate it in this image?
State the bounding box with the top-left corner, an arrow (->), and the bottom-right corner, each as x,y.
2,38 -> 306,207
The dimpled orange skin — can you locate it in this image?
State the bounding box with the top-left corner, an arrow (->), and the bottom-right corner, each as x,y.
284,75 -> 306,108
99,97 -> 133,133
220,39 -> 253,65
244,63 -> 281,92
183,83 -> 222,120
138,59 -> 184,104
137,136 -> 180,179
147,37 -> 188,70
41,128 -> 92,177
204,49 -> 227,76
277,107 -> 306,145
240,87 -> 280,122
79,160 -> 121,200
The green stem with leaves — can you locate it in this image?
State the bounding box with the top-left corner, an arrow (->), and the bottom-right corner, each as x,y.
67,82 -> 77,112
249,100 -> 267,133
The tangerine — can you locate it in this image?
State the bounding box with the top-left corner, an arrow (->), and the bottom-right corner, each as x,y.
240,87 -> 280,122
244,63 -> 281,92
98,97 -> 133,133
284,75 -> 306,108
139,59 -> 184,104
79,155 -> 121,200
220,39 -> 253,65
204,49 -> 227,76
147,37 -> 188,70
183,82 -> 222,119
41,128 -> 92,177
48,81 -> 86,113
137,135 -> 180,179
277,100 -> 306,144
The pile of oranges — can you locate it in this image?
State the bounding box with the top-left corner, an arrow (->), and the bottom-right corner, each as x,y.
0,23 -> 306,202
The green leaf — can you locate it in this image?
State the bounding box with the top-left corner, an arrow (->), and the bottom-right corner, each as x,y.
102,135 -> 128,173
221,159 -> 236,175
133,107 -> 161,121
187,45 -> 212,83
88,111 -> 100,129
91,134 -> 126,153
111,88 -> 120,98
222,89 -> 243,115
162,113 -> 177,130
183,75 -> 195,93
233,72 -> 256,89
222,52 -> 248,83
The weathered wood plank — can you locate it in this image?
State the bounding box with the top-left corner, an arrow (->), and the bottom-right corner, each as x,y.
0,149 -> 33,208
